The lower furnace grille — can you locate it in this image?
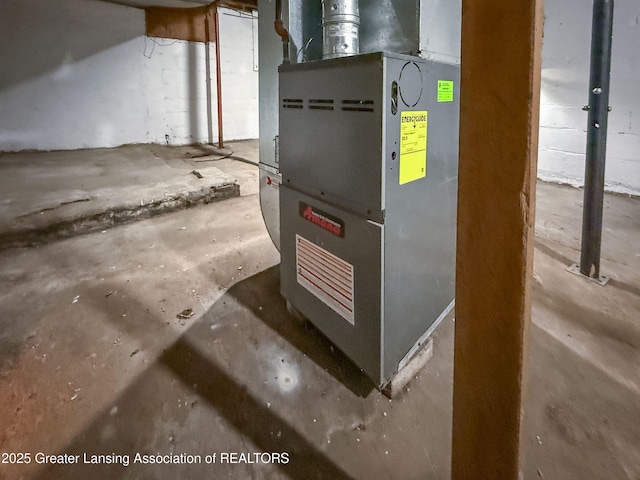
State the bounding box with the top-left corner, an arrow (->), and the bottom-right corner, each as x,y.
295,234 -> 355,324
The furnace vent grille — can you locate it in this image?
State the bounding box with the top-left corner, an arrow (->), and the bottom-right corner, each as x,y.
282,99 -> 375,113
341,99 -> 374,112
309,99 -> 335,110
296,234 -> 355,325
282,99 -> 303,109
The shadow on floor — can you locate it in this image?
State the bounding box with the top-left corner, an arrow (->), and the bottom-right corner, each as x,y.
226,266 -> 375,398
33,267 -> 372,480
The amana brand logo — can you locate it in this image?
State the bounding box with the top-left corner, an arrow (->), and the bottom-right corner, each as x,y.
299,202 -> 345,237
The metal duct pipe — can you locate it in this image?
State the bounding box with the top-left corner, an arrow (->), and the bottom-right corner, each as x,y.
322,0 -> 360,59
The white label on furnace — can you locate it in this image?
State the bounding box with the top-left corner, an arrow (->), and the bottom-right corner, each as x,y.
295,234 -> 354,325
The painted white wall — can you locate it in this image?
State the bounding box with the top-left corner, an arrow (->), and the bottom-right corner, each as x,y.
539,0 -> 640,195
0,0 -> 258,152
419,0 -> 640,195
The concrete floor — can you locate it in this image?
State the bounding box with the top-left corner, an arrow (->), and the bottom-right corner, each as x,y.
0,141 -> 260,250
0,142 -> 639,479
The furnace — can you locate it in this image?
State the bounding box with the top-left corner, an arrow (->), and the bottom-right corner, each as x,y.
277,52 -> 459,387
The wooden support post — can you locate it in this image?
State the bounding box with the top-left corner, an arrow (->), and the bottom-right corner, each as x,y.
451,0 -> 544,478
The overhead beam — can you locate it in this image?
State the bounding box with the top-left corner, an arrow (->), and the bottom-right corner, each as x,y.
451,0 -> 544,478
145,0 -> 256,43
145,4 -> 212,42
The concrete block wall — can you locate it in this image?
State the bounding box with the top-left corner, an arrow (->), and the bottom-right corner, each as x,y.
419,0 -> 640,196
2,0 -> 637,195
0,0 -> 258,152
539,0 -> 640,195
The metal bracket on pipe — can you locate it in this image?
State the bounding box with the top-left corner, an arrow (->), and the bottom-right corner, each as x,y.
583,105 -> 612,111
566,263 -> 610,286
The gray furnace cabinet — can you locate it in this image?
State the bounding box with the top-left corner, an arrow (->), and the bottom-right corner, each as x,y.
279,51 -> 459,387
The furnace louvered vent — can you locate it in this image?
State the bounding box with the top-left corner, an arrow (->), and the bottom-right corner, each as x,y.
282,99 -> 303,109
282,98 -> 374,112
341,99 -> 374,112
309,99 -> 334,110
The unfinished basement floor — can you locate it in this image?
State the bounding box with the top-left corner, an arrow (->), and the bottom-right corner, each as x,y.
0,142 -> 639,480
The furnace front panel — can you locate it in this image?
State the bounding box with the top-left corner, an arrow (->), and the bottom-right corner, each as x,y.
279,52 -> 459,386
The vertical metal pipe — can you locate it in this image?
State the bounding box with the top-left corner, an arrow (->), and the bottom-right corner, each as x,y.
274,0 -> 290,63
213,5 -> 224,149
579,0 -> 614,278
204,13 -> 214,145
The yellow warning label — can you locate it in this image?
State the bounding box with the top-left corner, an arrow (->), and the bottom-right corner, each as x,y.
400,110 -> 428,185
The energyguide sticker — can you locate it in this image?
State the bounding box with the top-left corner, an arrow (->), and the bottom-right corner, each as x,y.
400,110 -> 428,185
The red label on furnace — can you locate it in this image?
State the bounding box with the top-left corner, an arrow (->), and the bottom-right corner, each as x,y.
299,202 -> 345,237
